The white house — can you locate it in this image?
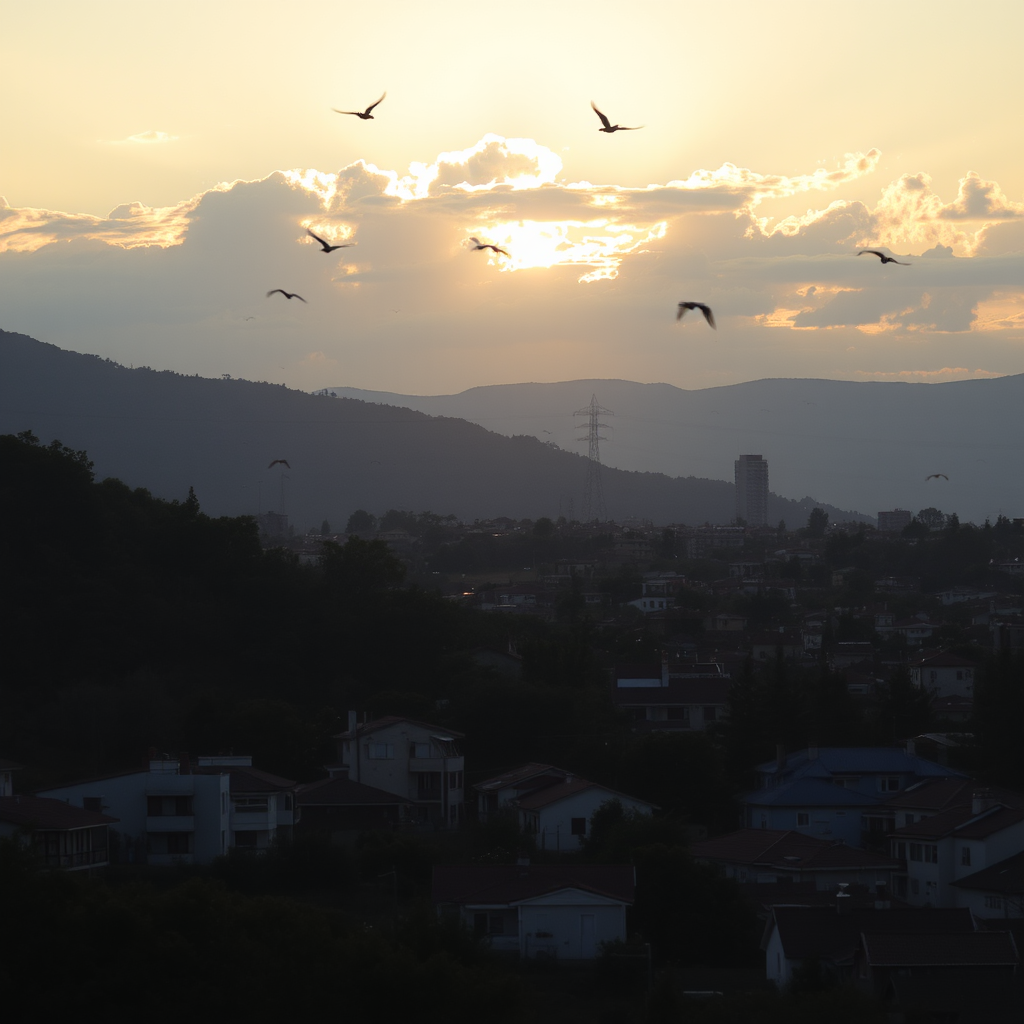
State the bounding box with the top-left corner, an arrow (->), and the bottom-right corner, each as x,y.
910,652 -> 978,700
38,756 -> 230,865
515,778 -> 656,851
889,791 -> 1024,907
950,849 -> 1024,919
333,715 -> 465,828
433,863 -> 635,960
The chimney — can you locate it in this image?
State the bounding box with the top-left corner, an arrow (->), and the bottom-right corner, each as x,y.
905,738 -> 916,756
348,710 -> 358,734
972,789 -> 995,815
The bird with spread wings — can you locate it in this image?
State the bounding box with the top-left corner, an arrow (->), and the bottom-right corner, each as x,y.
590,101 -> 643,132
676,302 -> 716,328
333,92 -> 386,120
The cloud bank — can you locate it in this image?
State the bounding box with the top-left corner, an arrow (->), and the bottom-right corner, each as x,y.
0,136 -> 1022,392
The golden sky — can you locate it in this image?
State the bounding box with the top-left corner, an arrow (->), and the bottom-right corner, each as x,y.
2,0 -> 1024,393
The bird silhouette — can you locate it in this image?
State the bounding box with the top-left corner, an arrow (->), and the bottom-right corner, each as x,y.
858,250 -> 911,265
267,289 -> 306,302
591,101 -> 643,132
268,459 -> 291,470
676,302 -> 716,328
470,237 -> 510,257
306,228 -> 353,253
333,92 -> 386,119
926,473 -> 949,481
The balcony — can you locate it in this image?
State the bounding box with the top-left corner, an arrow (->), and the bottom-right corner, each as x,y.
231,809 -> 274,830
146,815 -> 195,832
409,756 -> 465,774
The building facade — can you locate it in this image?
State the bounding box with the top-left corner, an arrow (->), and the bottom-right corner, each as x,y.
735,454 -> 769,527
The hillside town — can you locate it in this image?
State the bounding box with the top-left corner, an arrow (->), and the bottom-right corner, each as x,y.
3,430 -> 1024,1022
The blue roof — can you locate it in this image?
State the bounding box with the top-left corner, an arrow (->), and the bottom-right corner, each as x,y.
743,778 -> 882,808
755,747 -> 967,780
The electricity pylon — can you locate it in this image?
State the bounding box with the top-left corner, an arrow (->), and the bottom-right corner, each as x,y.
574,394 -> 613,522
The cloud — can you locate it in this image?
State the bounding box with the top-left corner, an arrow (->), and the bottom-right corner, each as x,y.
1,136 -> 1023,394
114,130 -> 179,145
936,171 -> 1024,221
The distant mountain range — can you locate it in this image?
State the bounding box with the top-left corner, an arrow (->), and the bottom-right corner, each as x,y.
0,331 -> 869,529
328,374 -> 1024,526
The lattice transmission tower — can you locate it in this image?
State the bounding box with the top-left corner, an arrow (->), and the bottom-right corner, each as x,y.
574,394 -> 613,522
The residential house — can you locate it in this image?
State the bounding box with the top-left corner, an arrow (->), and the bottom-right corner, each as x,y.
612,656 -> 728,732
433,863 -> 635,960
742,745 -> 965,848
295,775 -> 404,838
192,755 -> 297,851
0,795 -> 117,871
750,630 -> 804,663
910,652 -> 978,700
692,828 -> 901,893
38,755 -> 231,865
474,763 -> 573,823
515,777 -> 656,851
627,572 -> 688,614
889,790 -> 1024,907
951,850 -> 1024,920
333,715 -> 464,828
761,905 -> 981,990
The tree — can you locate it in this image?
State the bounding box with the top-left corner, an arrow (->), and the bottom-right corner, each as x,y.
916,507 -> 946,530
320,519 -> 331,536
344,508 -> 377,535
806,508 -> 829,537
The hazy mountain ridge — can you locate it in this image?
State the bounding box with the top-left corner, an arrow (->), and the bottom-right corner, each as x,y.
328,374 -> 1024,524
0,331 -> 867,528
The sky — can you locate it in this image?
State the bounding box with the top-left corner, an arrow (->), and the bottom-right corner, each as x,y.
2,0 -> 1024,396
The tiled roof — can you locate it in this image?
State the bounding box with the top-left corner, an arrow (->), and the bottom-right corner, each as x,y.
514,778 -> 656,812
335,716 -> 465,740
0,796 -> 118,829
863,931 -> 1018,967
951,851 -> 1024,895
891,803 -> 1024,840
474,763 -> 562,793
294,776 -> 405,806
0,758 -> 25,772
693,828 -> 899,871
744,778 -> 879,808
756,747 -> 966,779
913,652 -> 980,669
769,906 -> 975,961
432,863 -> 635,906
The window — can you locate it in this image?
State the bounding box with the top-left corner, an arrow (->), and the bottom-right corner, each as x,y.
166,833 -> 192,855
234,831 -> 259,848
924,845 -> 938,864
448,771 -> 463,789
368,743 -> 395,759
284,794 -> 293,810
909,843 -> 922,861
474,913 -> 505,936
233,797 -> 269,814
985,895 -> 1004,911
703,706 -> 718,723
666,706 -> 689,723
956,671 -> 963,681
411,742 -> 431,759
905,813 -> 915,826
797,813 -> 810,827
571,817 -> 587,836
961,847 -> 971,866
893,841 -> 906,860
147,796 -> 193,816
83,797 -> 102,812
878,777 -> 900,792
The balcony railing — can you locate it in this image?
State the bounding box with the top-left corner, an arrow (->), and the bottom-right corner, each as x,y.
409,756 -> 465,773
39,849 -> 109,870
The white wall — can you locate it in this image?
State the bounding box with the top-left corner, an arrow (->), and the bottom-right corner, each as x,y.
533,790 -> 653,851
519,890 -> 626,960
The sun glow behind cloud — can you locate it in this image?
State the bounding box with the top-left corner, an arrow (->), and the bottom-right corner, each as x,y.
477,218 -> 667,280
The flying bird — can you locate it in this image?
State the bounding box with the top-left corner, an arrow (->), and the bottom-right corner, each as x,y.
858,250 -> 911,265
926,473 -> 949,481
333,92 -> 386,119
676,302 -> 716,328
306,227 -> 353,253
470,237 -> 510,257
268,460 -> 291,470
590,101 -> 643,132
266,289 -> 306,302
